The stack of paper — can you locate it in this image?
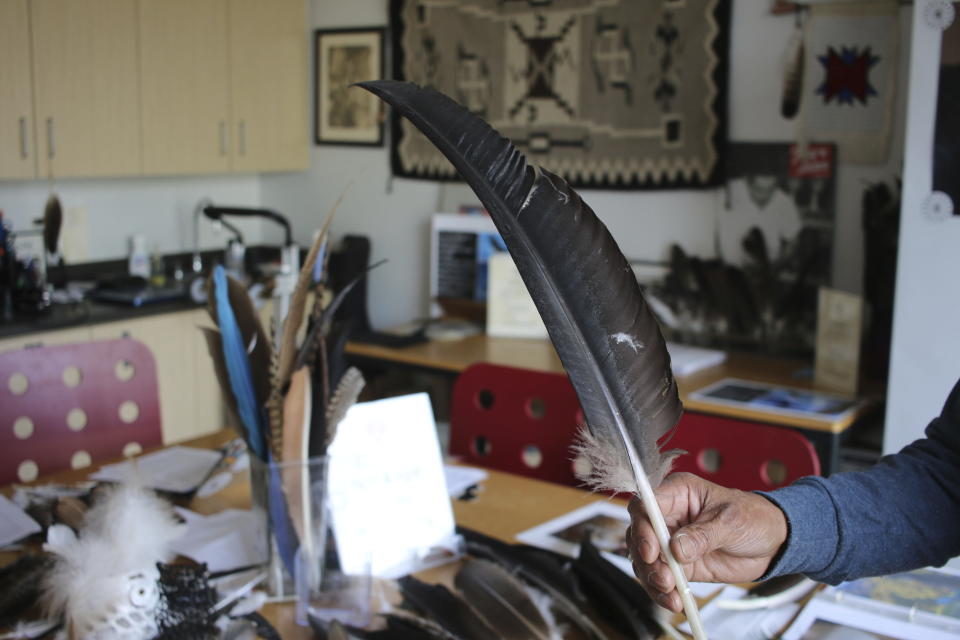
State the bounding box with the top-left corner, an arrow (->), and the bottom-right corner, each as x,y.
90,446 -> 223,494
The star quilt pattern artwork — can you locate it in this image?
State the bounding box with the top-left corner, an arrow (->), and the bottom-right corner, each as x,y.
801,3 -> 899,165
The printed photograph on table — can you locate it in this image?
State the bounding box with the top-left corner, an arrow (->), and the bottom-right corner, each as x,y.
783,567 -> 960,640
314,28 -> 385,145
516,501 -> 634,575
690,377 -> 860,421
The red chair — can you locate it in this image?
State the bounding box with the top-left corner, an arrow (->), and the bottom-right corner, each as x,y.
0,338 -> 163,485
449,362 -> 820,491
450,363 -> 585,487
669,412 -> 820,490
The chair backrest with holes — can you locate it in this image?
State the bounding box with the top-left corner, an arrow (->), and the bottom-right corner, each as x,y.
669,412 -> 821,490
0,338 -> 163,485
449,362 -> 821,491
449,363 -> 584,486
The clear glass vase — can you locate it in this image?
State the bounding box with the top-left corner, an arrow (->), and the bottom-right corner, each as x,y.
248,455 -> 371,627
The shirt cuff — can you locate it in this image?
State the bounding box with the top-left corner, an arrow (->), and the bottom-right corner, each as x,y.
756,477 -> 839,580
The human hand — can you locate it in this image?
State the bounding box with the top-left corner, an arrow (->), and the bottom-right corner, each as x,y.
626,472 -> 789,612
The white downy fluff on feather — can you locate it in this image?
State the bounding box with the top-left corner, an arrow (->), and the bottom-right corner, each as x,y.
571,425 -> 682,493
42,483 -> 185,639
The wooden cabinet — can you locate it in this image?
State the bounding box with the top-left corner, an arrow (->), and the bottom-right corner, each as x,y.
139,0 -> 232,175
30,0 -> 142,178
0,0 -> 306,180
0,0 -> 37,179
228,0 -> 308,172
139,0 -> 307,175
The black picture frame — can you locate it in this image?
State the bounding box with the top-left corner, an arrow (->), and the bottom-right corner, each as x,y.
314,27 -> 385,146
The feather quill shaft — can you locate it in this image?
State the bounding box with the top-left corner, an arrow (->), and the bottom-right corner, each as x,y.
358,80 -> 705,638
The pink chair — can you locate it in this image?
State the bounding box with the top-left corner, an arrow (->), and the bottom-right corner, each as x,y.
449,362 -> 820,491
0,338 -> 163,485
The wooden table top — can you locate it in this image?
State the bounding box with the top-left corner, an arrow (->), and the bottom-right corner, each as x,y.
1,430 -> 632,640
347,333 -> 878,434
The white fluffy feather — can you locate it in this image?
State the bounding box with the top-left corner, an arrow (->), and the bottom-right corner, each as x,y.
571,425 -> 682,493
42,483 -> 185,638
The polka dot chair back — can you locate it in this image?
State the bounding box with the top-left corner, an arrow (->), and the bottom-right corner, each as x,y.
1,338 -> 163,485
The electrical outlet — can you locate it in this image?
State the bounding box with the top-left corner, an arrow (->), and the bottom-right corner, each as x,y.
61,206 -> 89,263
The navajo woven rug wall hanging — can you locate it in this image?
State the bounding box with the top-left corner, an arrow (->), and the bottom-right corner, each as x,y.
389,0 -> 730,190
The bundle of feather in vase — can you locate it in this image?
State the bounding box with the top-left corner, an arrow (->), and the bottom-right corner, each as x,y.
201,200 -> 368,585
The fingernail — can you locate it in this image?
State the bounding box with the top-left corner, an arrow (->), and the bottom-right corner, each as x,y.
647,570 -> 660,588
674,533 -> 689,560
640,537 -> 652,562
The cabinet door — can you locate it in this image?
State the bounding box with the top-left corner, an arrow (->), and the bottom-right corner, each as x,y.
190,309 -> 225,440
0,0 -> 36,179
139,0 -> 231,175
30,0 -> 141,178
228,0 -> 308,173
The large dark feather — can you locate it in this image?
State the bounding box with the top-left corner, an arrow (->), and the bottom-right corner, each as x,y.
454,558 -> 553,640
398,576 -> 497,640
572,535 -> 662,640
358,80 -> 680,487
359,80 -> 703,637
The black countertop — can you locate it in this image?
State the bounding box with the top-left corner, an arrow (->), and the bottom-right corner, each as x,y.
0,297 -> 205,340
1,245 -> 298,341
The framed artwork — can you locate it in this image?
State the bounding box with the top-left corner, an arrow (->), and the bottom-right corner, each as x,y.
314,28 -> 385,146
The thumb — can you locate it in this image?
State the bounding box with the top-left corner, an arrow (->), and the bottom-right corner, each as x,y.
670,515 -> 728,564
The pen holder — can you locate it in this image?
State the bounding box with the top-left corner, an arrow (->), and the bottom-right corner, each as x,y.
249,456 -> 371,627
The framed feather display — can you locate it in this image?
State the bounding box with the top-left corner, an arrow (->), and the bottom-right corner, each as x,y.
389,0 -> 730,190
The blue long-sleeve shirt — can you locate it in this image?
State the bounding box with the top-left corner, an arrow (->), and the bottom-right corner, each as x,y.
759,377 -> 960,585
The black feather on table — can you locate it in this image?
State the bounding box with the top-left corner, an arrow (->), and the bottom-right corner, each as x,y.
572,535 -> 662,639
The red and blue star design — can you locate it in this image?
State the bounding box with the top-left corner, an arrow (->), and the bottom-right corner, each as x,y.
816,46 -> 880,105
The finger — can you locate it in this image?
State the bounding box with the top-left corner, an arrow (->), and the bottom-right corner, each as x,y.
671,518 -> 725,565
628,513 -> 660,564
644,559 -> 676,594
655,589 -> 682,614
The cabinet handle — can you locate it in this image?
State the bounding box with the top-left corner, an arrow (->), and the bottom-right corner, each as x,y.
46,118 -> 55,159
238,120 -> 246,156
219,120 -> 228,156
18,117 -> 28,159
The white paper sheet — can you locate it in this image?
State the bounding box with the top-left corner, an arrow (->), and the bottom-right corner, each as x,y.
444,465 -> 488,497
0,494 -> 41,548
679,585 -> 801,640
327,393 -> 458,578
170,507 -> 267,573
90,446 -> 223,493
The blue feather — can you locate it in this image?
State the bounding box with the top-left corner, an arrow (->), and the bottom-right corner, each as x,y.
267,452 -> 299,577
214,265 -> 267,459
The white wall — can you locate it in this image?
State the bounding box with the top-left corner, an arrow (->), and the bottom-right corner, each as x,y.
0,175 -> 273,266
883,7 -> 960,454
0,1 -> 912,331
264,0 -> 912,330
